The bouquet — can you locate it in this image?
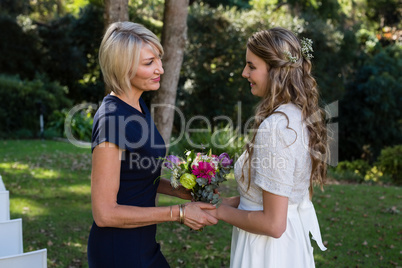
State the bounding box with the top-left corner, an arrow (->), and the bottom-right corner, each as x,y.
163,150 -> 234,205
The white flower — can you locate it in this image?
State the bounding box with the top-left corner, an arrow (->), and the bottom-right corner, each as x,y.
170,175 -> 180,188
172,168 -> 180,179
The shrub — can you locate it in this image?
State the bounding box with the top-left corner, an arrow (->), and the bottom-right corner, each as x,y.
332,159 -> 371,183
339,45 -> 402,160
48,107 -> 94,142
0,15 -> 43,80
0,74 -> 72,137
376,145 -> 402,185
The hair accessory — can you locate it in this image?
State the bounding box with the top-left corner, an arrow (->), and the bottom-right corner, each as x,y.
300,37 -> 314,60
283,51 -> 297,63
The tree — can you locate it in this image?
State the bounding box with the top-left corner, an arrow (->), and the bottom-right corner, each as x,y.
151,0 -> 189,148
104,0 -> 129,30
339,45 -> 402,161
103,0 -> 129,96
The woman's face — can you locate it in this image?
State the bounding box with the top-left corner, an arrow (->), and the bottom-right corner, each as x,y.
242,48 -> 269,97
130,44 -> 164,93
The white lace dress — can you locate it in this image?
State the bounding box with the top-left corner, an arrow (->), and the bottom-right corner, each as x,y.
230,103 -> 326,268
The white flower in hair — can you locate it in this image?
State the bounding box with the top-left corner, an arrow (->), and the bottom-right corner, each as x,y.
301,37 -> 314,60
283,51 -> 297,63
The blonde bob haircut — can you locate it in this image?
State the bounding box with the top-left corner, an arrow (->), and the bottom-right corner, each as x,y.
99,21 -> 164,96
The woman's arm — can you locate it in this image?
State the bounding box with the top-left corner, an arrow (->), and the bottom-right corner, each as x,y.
91,142 -> 217,230
221,196 -> 240,208
212,191 -> 288,238
157,178 -> 192,200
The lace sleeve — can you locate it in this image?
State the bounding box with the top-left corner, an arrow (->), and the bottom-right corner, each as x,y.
253,114 -> 297,197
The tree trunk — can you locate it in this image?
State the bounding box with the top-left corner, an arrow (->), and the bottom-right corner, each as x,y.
151,0 -> 189,150
104,0 -> 129,27
103,0 -> 129,95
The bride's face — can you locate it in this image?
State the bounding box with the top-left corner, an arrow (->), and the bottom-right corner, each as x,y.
241,48 -> 269,97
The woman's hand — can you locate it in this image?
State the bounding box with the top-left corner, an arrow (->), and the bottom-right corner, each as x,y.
183,202 -> 218,230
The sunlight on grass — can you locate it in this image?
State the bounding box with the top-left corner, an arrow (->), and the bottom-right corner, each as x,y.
0,162 -> 30,171
30,168 -> 60,179
9,197 -> 49,217
61,185 -> 91,195
0,162 -> 61,179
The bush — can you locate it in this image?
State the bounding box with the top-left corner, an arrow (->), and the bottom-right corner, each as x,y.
376,145 -> 402,185
331,159 -> 371,183
0,15 -> 43,80
339,44 -> 402,161
0,74 -> 72,137
48,107 -> 94,142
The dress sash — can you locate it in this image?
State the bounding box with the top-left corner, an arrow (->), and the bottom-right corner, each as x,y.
294,195 -> 327,251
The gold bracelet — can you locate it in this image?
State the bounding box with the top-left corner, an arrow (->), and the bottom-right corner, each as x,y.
182,204 -> 186,223
179,204 -> 184,224
170,206 -> 173,219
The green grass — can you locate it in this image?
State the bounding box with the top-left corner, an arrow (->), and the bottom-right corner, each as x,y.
0,140 -> 400,267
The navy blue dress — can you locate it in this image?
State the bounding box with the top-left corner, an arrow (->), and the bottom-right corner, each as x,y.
87,95 -> 169,268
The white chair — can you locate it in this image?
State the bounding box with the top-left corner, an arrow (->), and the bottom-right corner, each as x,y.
0,175 -> 5,191
0,219 -> 23,257
0,249 -> 47,268
0,191 -> 10,222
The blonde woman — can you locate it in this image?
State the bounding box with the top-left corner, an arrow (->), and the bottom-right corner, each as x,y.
209,27 -> 327,267
87,22 -> 218,267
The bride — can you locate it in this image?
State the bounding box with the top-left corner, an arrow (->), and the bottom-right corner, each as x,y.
209,27 -> 327,267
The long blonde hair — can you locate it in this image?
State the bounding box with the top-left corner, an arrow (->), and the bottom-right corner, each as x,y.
241,27 -> 327,196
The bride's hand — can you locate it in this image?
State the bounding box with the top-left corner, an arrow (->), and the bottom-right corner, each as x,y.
183,202 -> 218,230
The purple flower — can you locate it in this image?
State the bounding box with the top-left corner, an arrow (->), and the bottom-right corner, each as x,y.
164,155 -> 181,169
218,153 -> 233,168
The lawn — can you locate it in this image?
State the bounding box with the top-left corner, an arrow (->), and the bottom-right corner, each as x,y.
0,140 -> 400,267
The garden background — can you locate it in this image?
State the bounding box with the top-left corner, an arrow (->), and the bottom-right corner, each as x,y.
0,0 -> 401,267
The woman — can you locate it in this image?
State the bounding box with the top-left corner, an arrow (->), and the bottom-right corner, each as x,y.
210,27 -> 327,267
87,22 -> 218,268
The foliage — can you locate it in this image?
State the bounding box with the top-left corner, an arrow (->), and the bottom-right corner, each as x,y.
331,159 -> 371,183
48,107 -> 94,142
356,28 -> 381,53
330,157 -> 396,185
366,0 -> 402,28
0,74 -> 72,138
177,3 -> 305,133
129,0 -> 164,36
339,44 -> 402,161
197,0 -> 250,9
0,15 -> 43,80
0,0 -> 31,17
36,4 -> 105,103
299,13 -> 357,102
375,145 -> 402,185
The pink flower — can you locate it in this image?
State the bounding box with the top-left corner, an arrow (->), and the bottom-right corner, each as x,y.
192,161 -> 216,183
